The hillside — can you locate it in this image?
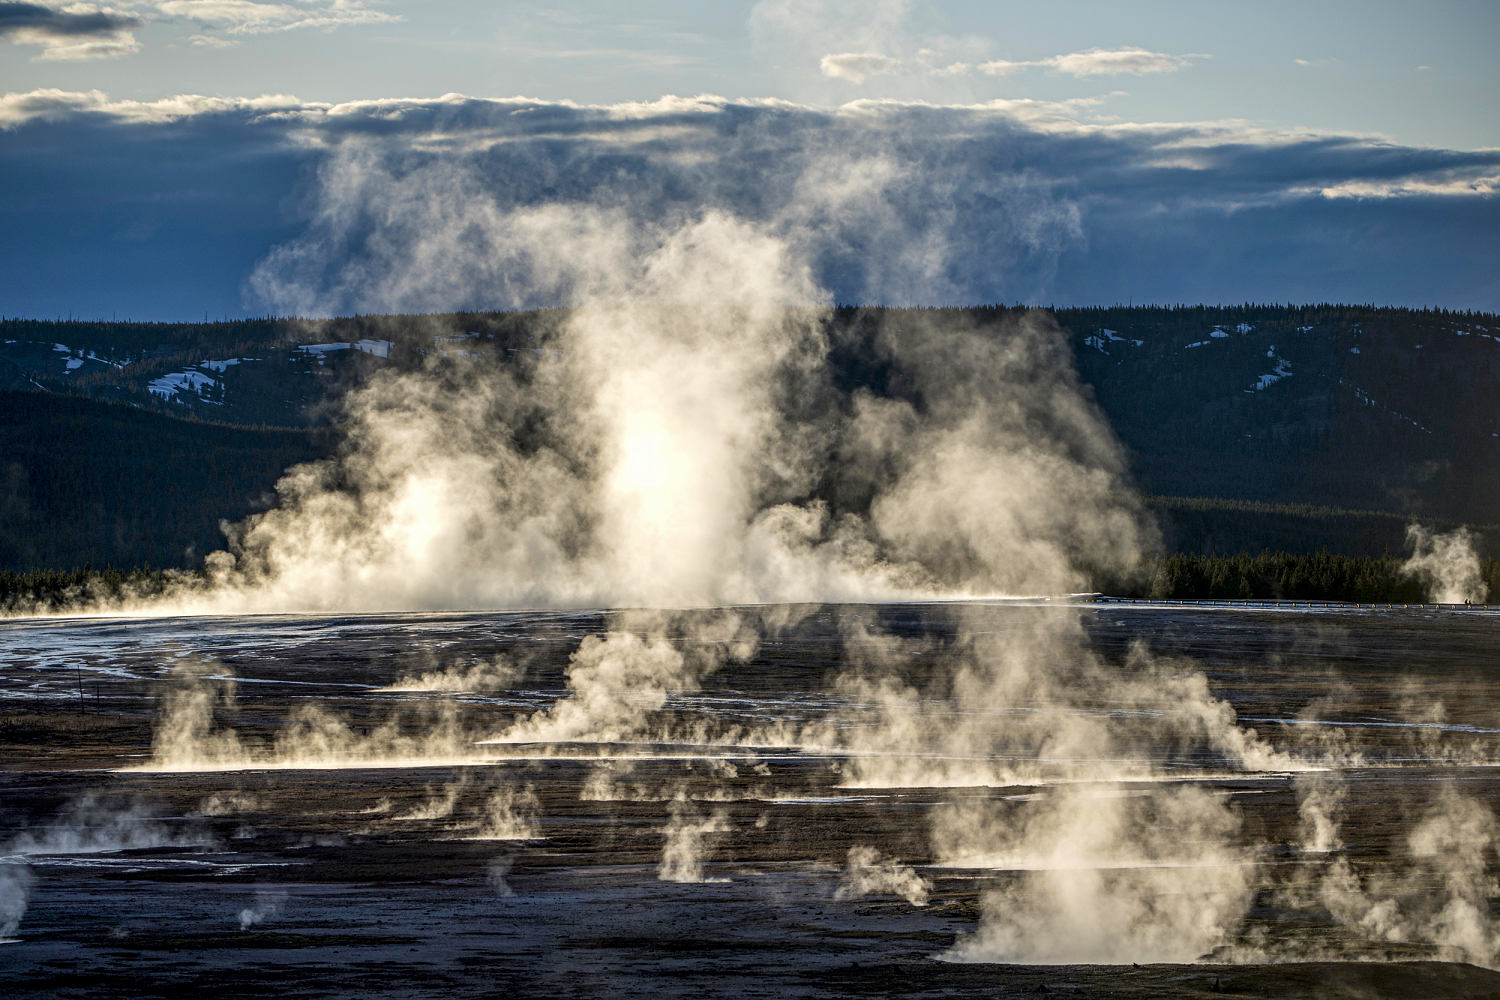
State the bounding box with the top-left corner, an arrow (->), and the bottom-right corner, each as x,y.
1,304 -> 1495,571
0,391 -> 329,570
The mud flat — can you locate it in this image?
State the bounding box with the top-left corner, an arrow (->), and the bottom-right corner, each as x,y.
3,603 -> 1500,998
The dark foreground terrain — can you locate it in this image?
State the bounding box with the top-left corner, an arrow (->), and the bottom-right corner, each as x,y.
2,602 -> 1500,998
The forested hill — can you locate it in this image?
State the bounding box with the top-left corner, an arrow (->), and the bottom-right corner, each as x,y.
1,304 -> 1496,570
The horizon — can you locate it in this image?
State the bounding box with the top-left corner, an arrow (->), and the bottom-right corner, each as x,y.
5,299 -> 1500,327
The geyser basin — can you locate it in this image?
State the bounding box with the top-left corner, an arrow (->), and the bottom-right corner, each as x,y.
1,602 -> 1498,997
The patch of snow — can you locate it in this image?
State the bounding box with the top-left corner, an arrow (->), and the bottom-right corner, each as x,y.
1245,354 -> 1293,392
1349,346 -> 1361,354
1235,322 -> 1253,333
1266,347 -> 1276,358
199,357 -> 255,373
148,370 -> 217,400
1184,340 -> 1210,349
1297,325 -> 1314,332
52,343 -> 124,372
1415,344 -> 1423,350
355,339 -> 392,358
1084,328 -> 1133,354
1209,328 -> 1230,339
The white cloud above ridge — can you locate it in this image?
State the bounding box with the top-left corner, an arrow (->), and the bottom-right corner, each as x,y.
981,46 -> 1197,78
819,52 -> 903,83
153,0 -> 399,36
817,44 -> 1200,84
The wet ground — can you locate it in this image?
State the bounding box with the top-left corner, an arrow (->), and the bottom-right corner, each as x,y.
3,602 -> 1500,998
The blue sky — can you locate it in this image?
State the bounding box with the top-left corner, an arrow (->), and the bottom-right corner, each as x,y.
2,1 -> 1497,319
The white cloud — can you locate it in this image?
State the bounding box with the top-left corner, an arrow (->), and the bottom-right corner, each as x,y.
819,51 -> 902,83
1317,175 -> 1500,199
153,0 -> 399,38
982,46 -> 1195,78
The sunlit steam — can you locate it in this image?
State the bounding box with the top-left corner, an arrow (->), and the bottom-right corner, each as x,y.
835,846 -> 930,906
471,785 -> 541,841
938,783 -> 1252,964
658,798 -> 730,883
1403,524 -> 1488,604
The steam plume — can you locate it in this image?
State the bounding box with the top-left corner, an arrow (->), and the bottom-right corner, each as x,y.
1403,525 -> 1489,604
0,863 -> 31,941
657,798 -> 729,883
472,785 -> 541,841
76,132 -> 1153,618
939,784 -> 1252,964
835,846 -> 930,906
237,889 -> 287,931
1298,782 -> 1500,968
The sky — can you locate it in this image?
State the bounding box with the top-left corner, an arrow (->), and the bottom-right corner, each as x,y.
1,0 -> 1497,319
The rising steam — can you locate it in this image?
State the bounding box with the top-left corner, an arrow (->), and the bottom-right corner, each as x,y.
938,784 -> 1252,964
658,798 -> 730,883
835,846 -> 930,906
0,864 -> 31,942
67,121 -> 1153,619
1403,525 -> 1489,604
1281,779 -> 1500,968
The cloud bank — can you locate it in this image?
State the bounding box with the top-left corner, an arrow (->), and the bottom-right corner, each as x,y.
0,91 -> 1497,318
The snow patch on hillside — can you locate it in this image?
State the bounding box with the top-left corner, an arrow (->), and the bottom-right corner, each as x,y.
52,343 -> 125,372
149,370 -> 217,400
1246,346 -> 1292,392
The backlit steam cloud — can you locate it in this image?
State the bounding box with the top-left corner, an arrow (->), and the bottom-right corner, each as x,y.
75,124 -> 1152,617
938,784 -> 1252,964
495,610 -> 756,745
658,798 -> 730,883
1403,524 -> 1488,604
835,846 -> 930,906
1284,779 -> 1500,968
